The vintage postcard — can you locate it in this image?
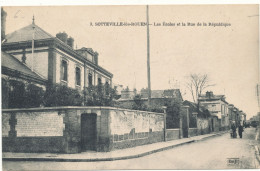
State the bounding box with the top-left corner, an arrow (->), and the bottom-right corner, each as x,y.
1,3 -> 260,170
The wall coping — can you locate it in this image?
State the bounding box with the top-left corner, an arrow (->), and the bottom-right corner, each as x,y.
166,128 -> 180,131
2,106 -> 165,116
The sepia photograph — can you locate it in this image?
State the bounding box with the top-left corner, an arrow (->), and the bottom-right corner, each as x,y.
1,3 -> 260,170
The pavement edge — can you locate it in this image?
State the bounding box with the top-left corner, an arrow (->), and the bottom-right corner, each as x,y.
2,131 -> 227,162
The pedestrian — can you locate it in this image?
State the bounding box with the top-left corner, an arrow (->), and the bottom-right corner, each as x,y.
238,123 -> 244,138
231,121 -> 237,138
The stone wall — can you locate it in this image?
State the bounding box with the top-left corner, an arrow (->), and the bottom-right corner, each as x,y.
197,117 -> 210,135
2,106 -> 165,153
189,128 -> 198,137
2,110 -> 66,153
109,109 -> 165,150
166,129 -> 180,141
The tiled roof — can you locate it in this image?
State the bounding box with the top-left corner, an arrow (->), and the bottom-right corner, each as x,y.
141,89 -> 181,99
1,51 -> 45,80
5,24 -> 54,43
199,94 -> 225,101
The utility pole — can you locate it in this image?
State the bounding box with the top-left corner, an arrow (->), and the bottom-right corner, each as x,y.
32,15 -> 35,72
146,5 -> 151,108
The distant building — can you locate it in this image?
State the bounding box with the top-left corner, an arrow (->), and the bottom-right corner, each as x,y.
116,89 -> 183,110
199,91 -> 229,130
183,100 -> 212,134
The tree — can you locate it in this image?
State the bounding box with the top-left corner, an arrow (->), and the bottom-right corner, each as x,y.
186,74 -> 215,103
43,84 -> 83,107
84,84 -> 117,106
186,73 -> 215,114
132,94 -> 148,111
165,98 -> 182,128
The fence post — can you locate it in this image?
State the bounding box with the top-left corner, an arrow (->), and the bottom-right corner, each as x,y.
163,106 -> 167,142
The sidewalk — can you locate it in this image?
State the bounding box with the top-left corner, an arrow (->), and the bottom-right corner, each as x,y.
3,131 -> 227,162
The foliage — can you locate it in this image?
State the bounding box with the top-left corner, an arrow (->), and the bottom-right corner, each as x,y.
4,79 -> 118,108
4,79 -> 45,108
8,79 -> 26,108
131,94 -> 148,111
189,114 -> 197,128
24,83 -> 45,108
83,83 -> 117,106
164,98 -> 182,129
44,84 -> 83,107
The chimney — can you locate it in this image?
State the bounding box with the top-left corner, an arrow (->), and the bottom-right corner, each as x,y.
67,37 -> 74,49
56,32 -> 68,44
94,52 -> 99,65
1,7 -> 7,41
206,91 -> 213,98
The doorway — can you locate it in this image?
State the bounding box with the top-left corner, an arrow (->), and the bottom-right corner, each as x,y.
81,113 -> 97,151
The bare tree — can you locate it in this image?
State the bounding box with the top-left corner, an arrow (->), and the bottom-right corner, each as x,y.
186,74 -> 215,103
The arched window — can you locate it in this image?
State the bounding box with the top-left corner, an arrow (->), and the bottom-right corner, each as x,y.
75,67 -> 81,86
61,60 -> 68,81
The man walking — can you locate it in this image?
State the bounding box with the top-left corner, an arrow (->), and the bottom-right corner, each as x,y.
231,121 -> 237,138
238,122 -> 244,138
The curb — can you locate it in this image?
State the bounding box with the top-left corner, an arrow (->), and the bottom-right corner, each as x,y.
3,132 -> 227,162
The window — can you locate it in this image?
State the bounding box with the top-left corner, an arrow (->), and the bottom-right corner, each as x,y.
98,77 -> 102,85
61,60 -> 68,81
75,67 -> 81,86
88,73 -> 92,87
105,81 -> 109,95
212,104 -> 216,111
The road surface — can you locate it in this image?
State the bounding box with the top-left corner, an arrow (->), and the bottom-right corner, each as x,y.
3,128 -> 259,170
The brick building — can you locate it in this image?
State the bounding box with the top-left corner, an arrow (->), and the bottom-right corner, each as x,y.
2,16 -> 113,108
2,18 -> 113,91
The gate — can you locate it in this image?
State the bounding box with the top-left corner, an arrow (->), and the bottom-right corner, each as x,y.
81,113 -> 97,151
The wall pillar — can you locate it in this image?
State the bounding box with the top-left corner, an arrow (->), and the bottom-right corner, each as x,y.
163,106 -> 167,141
9,112 -> 17,138
180,105 -> 190,138
179,109 -> 183,139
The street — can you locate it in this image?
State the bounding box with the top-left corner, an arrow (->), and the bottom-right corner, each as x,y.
3,128 -> 259,170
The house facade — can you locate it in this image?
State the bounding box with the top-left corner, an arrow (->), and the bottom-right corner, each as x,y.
199,91 -> 229,131
2,21 -> 113,92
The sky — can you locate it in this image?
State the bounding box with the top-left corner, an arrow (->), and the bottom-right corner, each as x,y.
2,5 -> 259,118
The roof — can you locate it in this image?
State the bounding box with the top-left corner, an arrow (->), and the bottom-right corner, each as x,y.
183,100 -> 212,118
198,92 -> 227,104
141,89 -> 182,99
199,95 -> 225,101
3,23 -> 113,78
5,24 -> 54,43
1,51 -> 46,81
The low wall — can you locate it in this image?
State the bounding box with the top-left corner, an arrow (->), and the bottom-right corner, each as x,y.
2,111 -> 66,153
2,106 -> 165,153
189,128 -> 198,137
109,109 -> 165,150
197,117 -> 210,135
166,129 -> 180,141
